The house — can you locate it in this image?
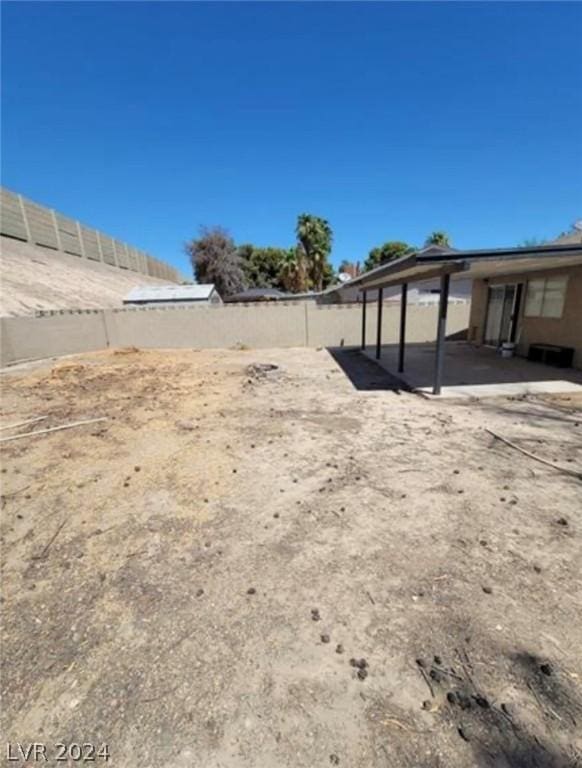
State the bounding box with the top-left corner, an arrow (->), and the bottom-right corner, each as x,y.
320,278 -> 472,306
468,249 -> 582,367
347,241 -> 582,394
224,288 -> 285,303
123,284 -> 221,307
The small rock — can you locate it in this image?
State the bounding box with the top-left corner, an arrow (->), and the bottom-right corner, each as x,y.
247,588 -> 256,595
196,588 -> 204,597
482,586 -> 493,594
556,517 -> 568,527
134,466 -> 141,472
457,693 -> 472,711
330,754 -> 340,765
176,420 -> 195,431
357,668 -> 368,681
321,634 -> 330,644
311,608 -> 321,621
540,663 -> 552,676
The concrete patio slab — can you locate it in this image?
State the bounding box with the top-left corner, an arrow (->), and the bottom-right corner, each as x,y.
363,341 -> 582,398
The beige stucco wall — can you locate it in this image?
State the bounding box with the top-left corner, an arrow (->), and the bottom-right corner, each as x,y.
103,304 -> 308,350
0,301 -> 470,367
469,265 -> 582,369
0,312 -> 109,365
306,302 -> 469,348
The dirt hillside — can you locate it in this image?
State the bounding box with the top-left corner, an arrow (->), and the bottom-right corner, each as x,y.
0,236 -> 175,317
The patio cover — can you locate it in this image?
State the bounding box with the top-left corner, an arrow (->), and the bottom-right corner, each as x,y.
348,243 -> 582,394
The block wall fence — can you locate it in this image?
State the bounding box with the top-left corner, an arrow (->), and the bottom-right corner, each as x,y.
0,187 -> 182,283
0,302 -> 470,367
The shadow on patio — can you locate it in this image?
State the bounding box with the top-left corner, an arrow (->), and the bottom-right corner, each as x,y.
361,341 -> 582,398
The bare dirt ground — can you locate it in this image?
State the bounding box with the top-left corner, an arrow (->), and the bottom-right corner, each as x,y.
1,347 -> 581,768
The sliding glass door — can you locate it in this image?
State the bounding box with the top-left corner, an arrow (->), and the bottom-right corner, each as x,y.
484,284 -> 522,347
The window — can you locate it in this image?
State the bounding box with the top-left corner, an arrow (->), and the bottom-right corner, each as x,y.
524,276 -> 568,318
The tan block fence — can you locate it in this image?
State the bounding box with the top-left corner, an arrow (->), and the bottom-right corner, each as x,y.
0,302 -> 470,367
0,187 -> 181,283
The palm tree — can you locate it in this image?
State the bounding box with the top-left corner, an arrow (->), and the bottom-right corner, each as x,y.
279,247 -> 308,293
296,214 -> 333,292
425,231 -> 451,247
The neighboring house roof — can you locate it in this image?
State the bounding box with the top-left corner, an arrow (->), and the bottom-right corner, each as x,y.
225,288 -> 285,302
553,229 -> 582,245
416,244 -> 458,257
225,288 -> 321,302
123,284 -> 218,303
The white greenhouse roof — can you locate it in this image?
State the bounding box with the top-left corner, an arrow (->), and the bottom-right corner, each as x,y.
124,284 -> 216,303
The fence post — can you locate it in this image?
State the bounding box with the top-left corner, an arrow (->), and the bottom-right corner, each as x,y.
50,210 -> 63,251
76,221 -> 86,258
18,195 -> 32,242
95,231 -> 105,263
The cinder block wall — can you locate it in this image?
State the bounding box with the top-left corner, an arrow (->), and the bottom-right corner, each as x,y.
0,302 -> 470,366
307,303 -> 469,348
103,304 -> 308,350
0,313 -> 109,365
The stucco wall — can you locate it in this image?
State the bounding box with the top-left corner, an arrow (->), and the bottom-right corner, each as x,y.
469,265 -> 582,369
0,312 -> 109,365
103,304 -> 308,350
0,302 -> 470,367
306,302 -> 469,348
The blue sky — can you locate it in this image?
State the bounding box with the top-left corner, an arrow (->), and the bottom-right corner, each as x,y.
2,2 -> 581,275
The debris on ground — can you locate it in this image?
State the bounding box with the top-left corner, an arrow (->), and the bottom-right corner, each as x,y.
1,347 -> 580,768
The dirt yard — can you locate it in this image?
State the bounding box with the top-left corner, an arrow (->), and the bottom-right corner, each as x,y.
1,347 -> 581,768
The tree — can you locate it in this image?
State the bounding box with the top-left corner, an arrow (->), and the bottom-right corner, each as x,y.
185,227 -> 244,297
363,241 -> 413,272
425,231 -> 451,247
296,214 -> 333,292
238,245 -> 288,290
279,247 -> 309,293
322,261 -> 336,289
